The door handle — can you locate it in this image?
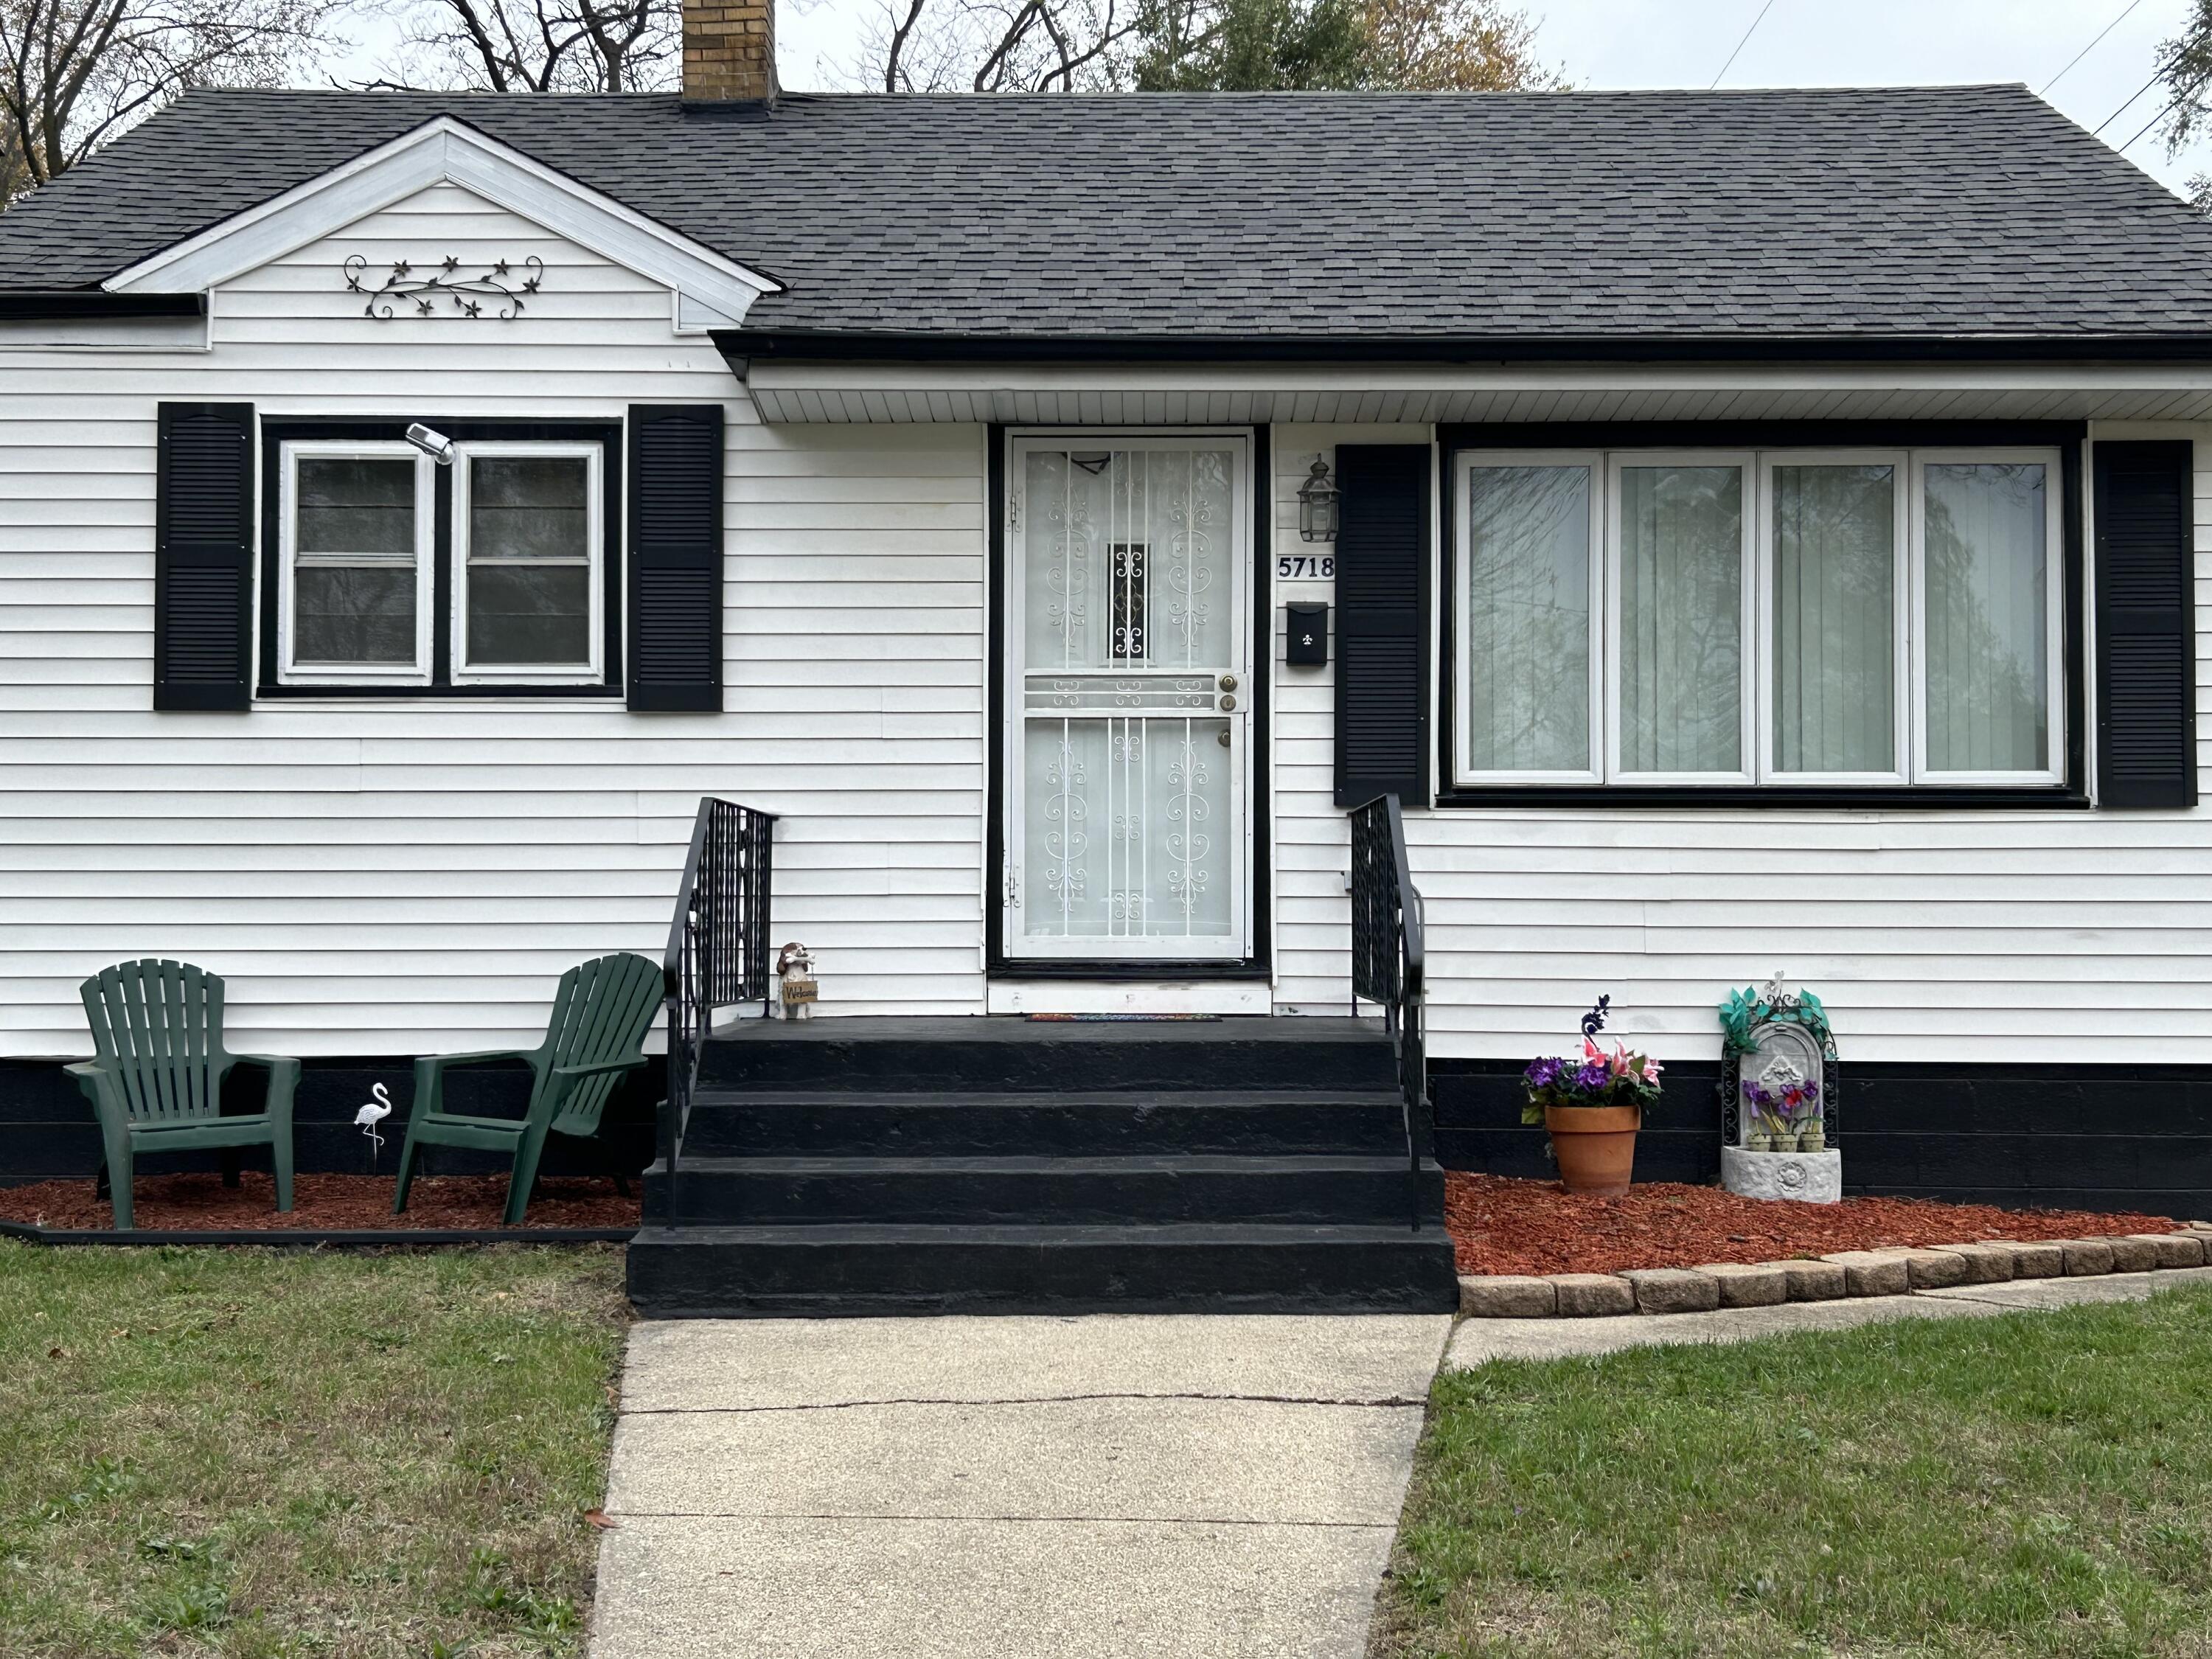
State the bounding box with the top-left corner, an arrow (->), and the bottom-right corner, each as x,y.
1219,673 -> 1238,692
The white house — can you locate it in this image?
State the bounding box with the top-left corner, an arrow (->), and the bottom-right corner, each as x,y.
4,11 -> 2211,1273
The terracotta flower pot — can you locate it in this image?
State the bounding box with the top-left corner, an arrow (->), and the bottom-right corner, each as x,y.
1545,1103 -> 1641,1195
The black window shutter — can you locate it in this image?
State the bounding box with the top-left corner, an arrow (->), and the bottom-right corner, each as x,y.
627,404 -> 724,711
154,403 -> 254,711
2094,439 -> 2197,809
1333,443 -> 1431,807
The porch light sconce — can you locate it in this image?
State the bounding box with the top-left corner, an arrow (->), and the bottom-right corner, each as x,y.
1297,456 -> 1338,543
404,423 -> 456,467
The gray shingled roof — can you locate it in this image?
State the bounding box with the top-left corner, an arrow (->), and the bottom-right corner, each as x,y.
4,83 -> 2212,339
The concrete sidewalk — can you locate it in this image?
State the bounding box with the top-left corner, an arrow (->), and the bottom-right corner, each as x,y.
587,1313 -> 1453,1659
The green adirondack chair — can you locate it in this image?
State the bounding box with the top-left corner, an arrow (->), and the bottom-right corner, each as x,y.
68,959 -> 300,1231
393,951 -> 663,1226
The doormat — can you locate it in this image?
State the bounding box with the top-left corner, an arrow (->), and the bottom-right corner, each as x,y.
1025,1012 -> 1222,1021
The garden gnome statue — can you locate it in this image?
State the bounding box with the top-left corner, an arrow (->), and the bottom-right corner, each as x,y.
776,942 -> 818,1020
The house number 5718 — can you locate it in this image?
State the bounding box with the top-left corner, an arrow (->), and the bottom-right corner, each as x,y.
1276,555 -> 1335,580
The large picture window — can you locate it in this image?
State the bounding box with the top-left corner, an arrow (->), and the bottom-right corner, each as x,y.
1453,445 -> 2064,789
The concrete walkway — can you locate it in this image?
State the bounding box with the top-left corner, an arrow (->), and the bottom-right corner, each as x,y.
587,1313 -> 1453,1659
1446,1265 -> 2212,1368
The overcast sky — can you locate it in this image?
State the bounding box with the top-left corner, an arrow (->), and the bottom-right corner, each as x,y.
771,0 -> 2212,197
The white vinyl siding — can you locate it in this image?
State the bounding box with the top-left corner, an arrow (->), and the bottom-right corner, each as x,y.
0,181 -> 985,1055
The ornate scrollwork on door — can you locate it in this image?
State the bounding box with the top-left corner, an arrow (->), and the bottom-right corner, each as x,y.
1040,731 -> 1089,917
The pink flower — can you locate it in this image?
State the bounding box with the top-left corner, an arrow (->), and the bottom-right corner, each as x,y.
1641,1059 -> 1663,1085
1582,1037 -> 1606,1065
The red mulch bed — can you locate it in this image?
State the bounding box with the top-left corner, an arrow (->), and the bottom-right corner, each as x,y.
1446,1170 -> 2182,1278
0,1172 -> 640,1233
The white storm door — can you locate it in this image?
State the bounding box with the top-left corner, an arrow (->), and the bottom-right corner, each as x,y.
1006,436 -> 1253,961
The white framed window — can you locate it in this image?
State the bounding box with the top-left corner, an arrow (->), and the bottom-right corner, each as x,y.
1454,453 -> 1604,784
1451,444 -> 2066,790
1910,451 -> 2065,785
1607,451 -> 1755,783
277,442 -> 434,685
1759,451 -> 1911,785
451,442 -> 604,685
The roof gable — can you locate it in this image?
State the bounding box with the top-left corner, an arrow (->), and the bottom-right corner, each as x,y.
102,114 -> 780,327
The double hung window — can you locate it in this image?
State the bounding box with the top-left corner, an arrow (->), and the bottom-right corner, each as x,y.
453,444 -> 602,683
1453,446 -> 2063,789
278,443 -> 434,685
274,432 -> 610,690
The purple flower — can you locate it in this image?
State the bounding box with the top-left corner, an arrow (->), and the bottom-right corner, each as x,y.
1523,1056 -> 1562,1088
1573,1061 -> 1610,1092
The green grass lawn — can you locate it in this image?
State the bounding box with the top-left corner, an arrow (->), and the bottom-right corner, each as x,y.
0,1241 -> 627,1659
1377,1287 -> 2212,1659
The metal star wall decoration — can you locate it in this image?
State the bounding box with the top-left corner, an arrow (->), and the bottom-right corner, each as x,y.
344,253 -> 544,321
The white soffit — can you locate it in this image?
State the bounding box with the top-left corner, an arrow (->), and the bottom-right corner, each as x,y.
103,115 -> 781,324
740,361 -> 2212,425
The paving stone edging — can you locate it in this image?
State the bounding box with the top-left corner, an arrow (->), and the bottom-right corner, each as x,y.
1458,1223 -> 2212,1318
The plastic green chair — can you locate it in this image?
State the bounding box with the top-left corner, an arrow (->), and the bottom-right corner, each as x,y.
392,951 -> 663,1225
68,959 -> 299,1231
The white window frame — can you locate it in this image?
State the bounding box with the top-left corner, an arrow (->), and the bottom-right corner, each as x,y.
276,440 -> 435,687
450,440 -> 605,686
1908,448 -> 2067,787
1450,442 -> 2068,790
1452,450 -> 1604,785
1605,451 -> 1757,785
1756,451 -> 1912,786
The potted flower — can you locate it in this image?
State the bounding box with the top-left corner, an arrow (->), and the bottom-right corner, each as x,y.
1519,996 -> 1663,1195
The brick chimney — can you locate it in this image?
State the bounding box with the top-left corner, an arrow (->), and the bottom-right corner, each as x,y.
683,0 -> 776,103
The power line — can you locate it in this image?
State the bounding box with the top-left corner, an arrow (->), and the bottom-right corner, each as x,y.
2041,0 -> 2143,96
1709,0 -> 1777,90
2117,67 -> 2212,153
2093,66 -> 2166,136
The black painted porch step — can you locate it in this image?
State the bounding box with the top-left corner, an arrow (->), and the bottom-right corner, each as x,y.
696,1015 -> 1398,1093
678,1088 -> 1413,1157
624,1220 -> 1461,1317
647,1152 -> 1444,1226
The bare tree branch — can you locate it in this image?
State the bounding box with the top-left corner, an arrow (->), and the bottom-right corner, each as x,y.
880,0 -> 926,91
356,0 -> 677,95
0,0 -> 335,207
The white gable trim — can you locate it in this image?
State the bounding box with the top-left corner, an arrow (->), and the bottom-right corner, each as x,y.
103,114 -> 781,323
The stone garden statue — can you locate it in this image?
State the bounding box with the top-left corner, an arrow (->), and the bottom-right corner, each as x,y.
1717,973 -> 1841,1203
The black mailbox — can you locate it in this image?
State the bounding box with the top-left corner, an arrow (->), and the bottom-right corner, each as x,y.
1286,602 -> 1329,667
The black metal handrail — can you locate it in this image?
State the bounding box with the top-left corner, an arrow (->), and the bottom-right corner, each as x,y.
1349,792 -> 1429,1231
658,796 -> 776,1225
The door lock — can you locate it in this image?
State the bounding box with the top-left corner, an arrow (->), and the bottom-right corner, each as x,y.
1217,730 -> 1231,747
1219,673 -> 1237,692
1219,694 -> 1237,712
